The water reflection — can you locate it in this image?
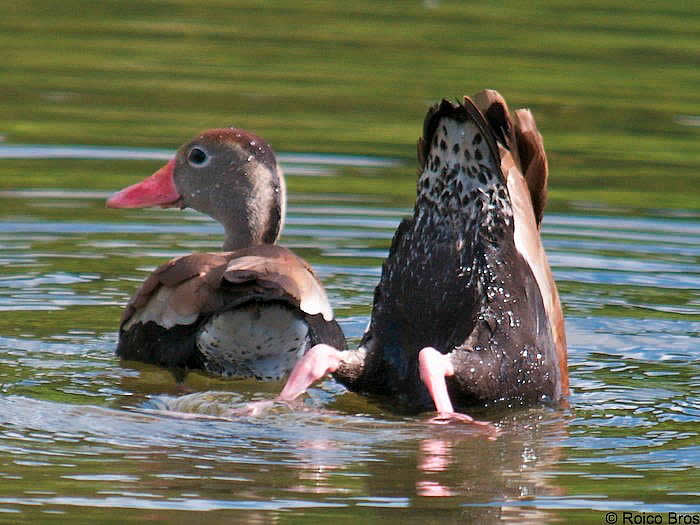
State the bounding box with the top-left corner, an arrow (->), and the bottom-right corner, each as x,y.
129,387 -> 572,519
417,439 -> 455,497
414,413 -> 569,515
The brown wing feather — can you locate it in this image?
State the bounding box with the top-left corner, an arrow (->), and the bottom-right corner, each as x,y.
472,89 -> 518,166
513,109 -> 548,227
156,253 -> 230,287
121,253 -> 228,326
121,245 -> 334,330
221,245 -> 333,321
471,90 -> 549,228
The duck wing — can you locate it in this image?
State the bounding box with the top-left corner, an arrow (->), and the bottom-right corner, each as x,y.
117,245 -> 344,369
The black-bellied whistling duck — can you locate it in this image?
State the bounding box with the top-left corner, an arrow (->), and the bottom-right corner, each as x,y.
268,90 -> 568,420
107,128 -> 345,380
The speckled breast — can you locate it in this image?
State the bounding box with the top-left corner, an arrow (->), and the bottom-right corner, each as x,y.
195,303 -> 311,380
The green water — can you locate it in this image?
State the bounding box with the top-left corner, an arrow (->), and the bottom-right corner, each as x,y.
0,1 -> 698,523
2,0 -> 698,209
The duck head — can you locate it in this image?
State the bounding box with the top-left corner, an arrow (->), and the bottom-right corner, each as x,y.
107,128 -> 286,251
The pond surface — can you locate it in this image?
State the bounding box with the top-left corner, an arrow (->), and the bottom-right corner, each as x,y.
0,150 -> 697,523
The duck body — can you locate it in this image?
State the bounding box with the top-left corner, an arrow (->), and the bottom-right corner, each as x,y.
108,129 -> 345,379
345,204 -> 560,409
117,245 -> 344,379
276,90 -> 568,416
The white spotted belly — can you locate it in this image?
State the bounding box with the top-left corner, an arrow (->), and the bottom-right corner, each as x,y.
196,303 -> 311,380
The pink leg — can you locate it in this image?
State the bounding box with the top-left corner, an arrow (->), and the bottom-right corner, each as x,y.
233,344 -> 353,417
418,347 -> 497,431
277,344 -> 344,402
418,347 -> 455,413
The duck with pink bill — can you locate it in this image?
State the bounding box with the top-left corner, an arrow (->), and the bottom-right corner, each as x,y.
107,128 -> 345,381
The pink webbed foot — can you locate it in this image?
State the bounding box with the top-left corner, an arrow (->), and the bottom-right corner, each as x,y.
419,347 -> 497,433
429,412 -> 500,438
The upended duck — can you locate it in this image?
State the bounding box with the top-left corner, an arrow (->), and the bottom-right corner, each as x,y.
107,128 -> 345,380
266,89 -> 569,418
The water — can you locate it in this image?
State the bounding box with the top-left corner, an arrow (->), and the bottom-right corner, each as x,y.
0,150 -> 698,523
2,0 -> 698,519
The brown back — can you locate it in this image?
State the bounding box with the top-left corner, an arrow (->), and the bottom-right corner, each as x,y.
121,245 -> 335,331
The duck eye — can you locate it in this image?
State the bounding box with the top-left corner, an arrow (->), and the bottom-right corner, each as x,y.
187,147 -> 208,166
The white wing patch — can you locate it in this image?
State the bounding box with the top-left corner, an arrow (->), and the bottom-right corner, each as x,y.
299,281 -> 334,322
123,286 -> 199,330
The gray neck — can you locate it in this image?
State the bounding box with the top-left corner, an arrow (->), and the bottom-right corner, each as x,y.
222,224 -> 255,251
215,164 -> 285,252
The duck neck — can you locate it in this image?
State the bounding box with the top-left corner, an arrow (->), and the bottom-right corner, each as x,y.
222,226 -> 256,251
219,184 -> 285,252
